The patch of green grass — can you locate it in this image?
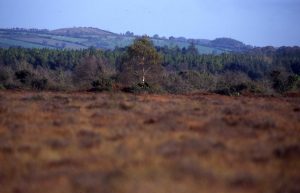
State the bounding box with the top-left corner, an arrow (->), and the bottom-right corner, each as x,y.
0,38 -> 50,48
38,34 -> 88,43
196,45 -> 225,54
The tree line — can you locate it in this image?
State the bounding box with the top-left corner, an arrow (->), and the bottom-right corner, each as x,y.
0,37 -> 299,95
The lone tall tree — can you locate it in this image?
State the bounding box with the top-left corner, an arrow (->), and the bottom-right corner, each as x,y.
120,36 -> 163,85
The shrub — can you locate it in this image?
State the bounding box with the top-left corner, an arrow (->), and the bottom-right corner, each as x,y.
31,78 -> 48,90
0,84 -> 5,90
215,83 -> 248,96
122,82 -> 150,94
291,62 -> 300,75
0,69 -> 10,83
90,77 -> 113,92
15,70 -> 33,84
161,73 -> 193,94
296,77 -> 300,90
3,83 -> 19,90
73,56 -> 103,89
287,75 -> 299,91
178,71 -> 216,91
271,71 -> 299,93
122,82 -> 162,94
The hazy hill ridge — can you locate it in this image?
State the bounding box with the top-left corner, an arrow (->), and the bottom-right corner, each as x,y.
0,27 -> 252,54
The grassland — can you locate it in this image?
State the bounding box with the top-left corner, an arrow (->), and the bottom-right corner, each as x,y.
0,91 -> 299,193
0,29 -> 233,53
0,38 -> 50,49
38,34 -> 88,43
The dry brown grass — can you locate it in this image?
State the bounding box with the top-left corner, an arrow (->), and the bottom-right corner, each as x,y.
0,91 -> 299,193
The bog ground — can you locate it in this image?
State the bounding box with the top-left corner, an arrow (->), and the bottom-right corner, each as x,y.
0,91 -> 299,193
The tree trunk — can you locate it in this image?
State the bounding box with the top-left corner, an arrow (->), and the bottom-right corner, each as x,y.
142,57 -> 145,84
142,67 -> 145,84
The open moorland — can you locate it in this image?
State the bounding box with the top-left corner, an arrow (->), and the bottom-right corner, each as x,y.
0,91 -> 299,193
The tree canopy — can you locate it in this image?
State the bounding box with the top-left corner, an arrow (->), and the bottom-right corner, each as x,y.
119,36 -> 163,85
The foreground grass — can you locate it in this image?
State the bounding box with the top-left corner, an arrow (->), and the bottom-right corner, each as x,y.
0,91 -> 299,193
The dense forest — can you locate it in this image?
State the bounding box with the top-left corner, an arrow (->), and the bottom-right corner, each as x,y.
0,37 -> 300,95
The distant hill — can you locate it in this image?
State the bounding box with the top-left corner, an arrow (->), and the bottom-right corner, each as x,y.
0,27 -> 252,54
209,38 -> 252,51
51,27 -> 115,36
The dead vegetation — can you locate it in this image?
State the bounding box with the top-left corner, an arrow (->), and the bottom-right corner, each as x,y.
0,91 -> 299,193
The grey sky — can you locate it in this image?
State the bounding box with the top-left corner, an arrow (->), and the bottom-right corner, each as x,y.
0,0 -> 300,46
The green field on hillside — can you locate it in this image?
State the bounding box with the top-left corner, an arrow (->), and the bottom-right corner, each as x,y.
0,38 -> 50,49
38,34 -> 88,43
0,28 -> 246,53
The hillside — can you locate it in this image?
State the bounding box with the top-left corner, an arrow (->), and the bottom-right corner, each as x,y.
0,27 -> 252,54
51,27 -> 115,36
210,38 -> 252,51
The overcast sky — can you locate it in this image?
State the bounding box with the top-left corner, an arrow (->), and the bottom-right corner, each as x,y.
0,0 -> 300,46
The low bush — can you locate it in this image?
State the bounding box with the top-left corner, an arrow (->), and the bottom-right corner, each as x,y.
215,83 -> 248,96
0,69 -> 10,83
122,82 -> 162,94
90,77 -> 113,92
0,84 -> 5,90
161,73 -> 193,94
3,83 -> 19,90
15,70 -> 33,84
31,78 -> 48,90
271,71 -> 300,93
178,71 -> 216,91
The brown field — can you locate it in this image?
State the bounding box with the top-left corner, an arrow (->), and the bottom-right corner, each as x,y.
0,91 -> 299,193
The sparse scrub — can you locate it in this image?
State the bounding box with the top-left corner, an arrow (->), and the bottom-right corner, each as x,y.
215,83 -> 248,96
0,45 -> 299,95
0,68 -> 10,83
162,72 -> 193,94
31,78 -> 48,90
122,82 -> 162,94
90,77 -> 114,92
15,70 -> 33,84
271,70 -> 300,93
178,71 -> 216,91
